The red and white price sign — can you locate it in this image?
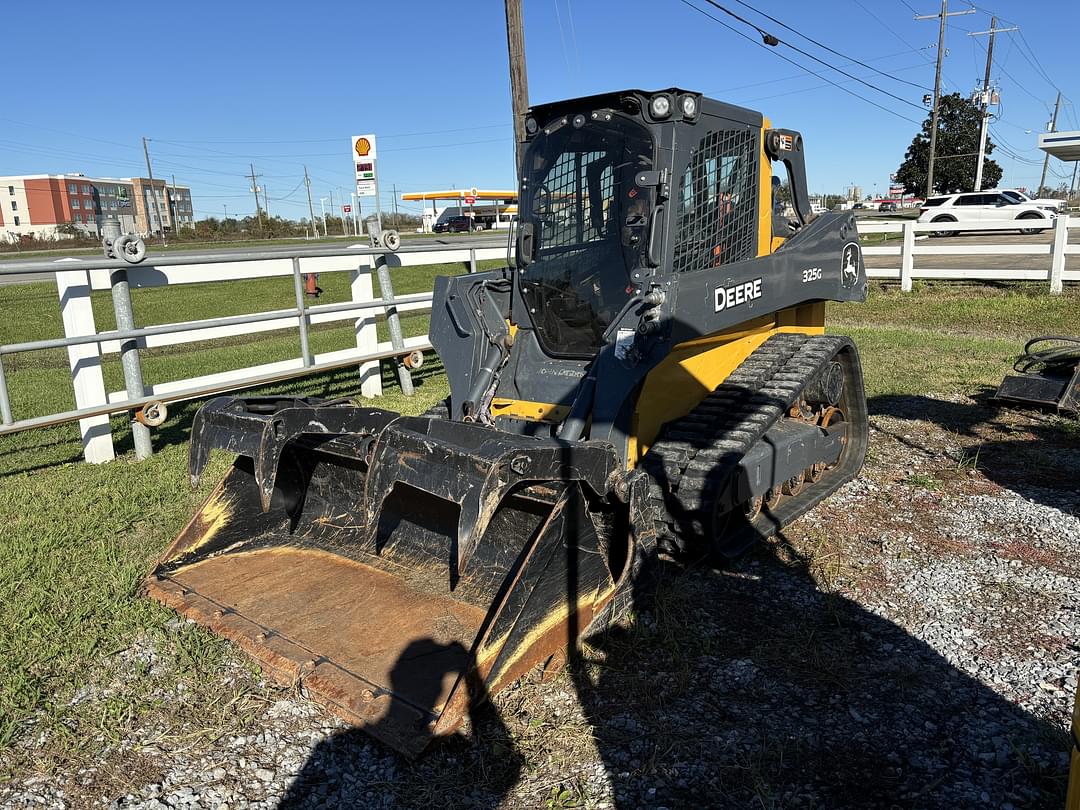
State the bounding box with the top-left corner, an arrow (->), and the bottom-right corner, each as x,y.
342,205 -> 352,213
464,195 -> 476,205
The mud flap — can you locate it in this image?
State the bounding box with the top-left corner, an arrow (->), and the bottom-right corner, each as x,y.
145,397 -> 636,756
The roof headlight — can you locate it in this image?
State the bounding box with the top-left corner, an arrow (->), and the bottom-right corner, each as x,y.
649,94 -> 672,119
679,94 -> 698,119
525,116 -> 538,135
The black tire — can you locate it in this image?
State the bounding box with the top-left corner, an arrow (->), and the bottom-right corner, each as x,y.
930,215 -> 958,237
1017,213 -> 1046,235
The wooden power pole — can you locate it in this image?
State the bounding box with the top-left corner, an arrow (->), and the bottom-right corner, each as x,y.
916,1 -> 974,197
970,18 -> 1017,191
504,0 -> 529,177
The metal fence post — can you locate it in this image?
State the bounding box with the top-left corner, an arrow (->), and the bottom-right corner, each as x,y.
1050,213 -> 1068,295
0,354 -> 13,426
900,221 -> 915,292
373,254 -> 414,396
109,268 -> 152,459
291,257 -> 314,366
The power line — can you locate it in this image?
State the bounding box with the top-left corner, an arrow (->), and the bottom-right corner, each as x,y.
729,0 -> 931,90
694,0 -> 927,110
676,0 -> 923,124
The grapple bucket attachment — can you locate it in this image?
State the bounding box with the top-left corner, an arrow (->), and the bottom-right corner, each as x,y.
145,397 -> 645,756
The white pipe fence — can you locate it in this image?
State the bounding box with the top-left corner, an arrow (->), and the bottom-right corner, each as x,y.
0,241 -> 505,463
857,213 -> 1078,293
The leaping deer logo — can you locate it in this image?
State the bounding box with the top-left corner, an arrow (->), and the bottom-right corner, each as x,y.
841,243 -> 860,288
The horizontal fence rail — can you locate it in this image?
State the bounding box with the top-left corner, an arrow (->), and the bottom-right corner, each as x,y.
856,214 -> 1078,293
0,239 -> 506,463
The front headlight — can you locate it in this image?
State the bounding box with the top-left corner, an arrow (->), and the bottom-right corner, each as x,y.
649,94 -> 672,119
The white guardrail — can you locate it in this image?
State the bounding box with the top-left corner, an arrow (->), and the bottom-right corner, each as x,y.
857,213 -> 1079,293
0,241 -> 505,464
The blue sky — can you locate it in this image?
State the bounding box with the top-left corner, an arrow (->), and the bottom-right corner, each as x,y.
3,1 -> 1076,220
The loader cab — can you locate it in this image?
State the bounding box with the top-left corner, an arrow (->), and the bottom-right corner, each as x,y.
512,88 -> 804,362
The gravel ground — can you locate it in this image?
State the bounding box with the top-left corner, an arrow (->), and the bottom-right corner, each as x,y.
2,393 -> 1078,809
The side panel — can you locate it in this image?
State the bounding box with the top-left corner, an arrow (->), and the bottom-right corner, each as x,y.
628,302 -> 824,465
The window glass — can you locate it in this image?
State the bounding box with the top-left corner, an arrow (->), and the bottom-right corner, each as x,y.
82,185 -> 90,194
517,112 -> 655,357
68,183 -> 77,194
7,186 -> 13,195
71,199 -> 80,209
10,201 -> 16,211
924,197 -> 947,207
13,216 -> 19,226
955,195 -> 979,206
674,128 -> 759,271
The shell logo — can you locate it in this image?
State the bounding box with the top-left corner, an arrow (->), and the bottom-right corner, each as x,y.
354,137 -> 372,157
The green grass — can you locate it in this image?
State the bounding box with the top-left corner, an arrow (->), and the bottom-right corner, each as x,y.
1,277 -> 1079,779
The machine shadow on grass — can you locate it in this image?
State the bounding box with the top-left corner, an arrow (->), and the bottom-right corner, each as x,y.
867,391 -> 1080,511
0,361 -> 447,477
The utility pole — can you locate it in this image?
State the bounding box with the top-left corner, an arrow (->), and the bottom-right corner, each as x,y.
249,164 -> 264,229
319,197 -> 328,237
392,183 -> 400,225
304,166 -> 319,239
328,190 -> 334,234
170,174 -> 179,234
1038,91 -> 1063,195
504,0 -> 529,177
142,137 -> 166,247
916,2 -> 975,197
264,184 -> 270,219
969,18 -> 1017,191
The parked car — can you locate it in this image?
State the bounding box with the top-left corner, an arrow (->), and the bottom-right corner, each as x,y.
433,215 -> 483,234
879,201 -> 898,213
994,188 -> 1068,213
917,191 -> 1055,236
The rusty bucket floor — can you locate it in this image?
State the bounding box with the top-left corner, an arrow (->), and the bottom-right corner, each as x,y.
145,546 -> 487,756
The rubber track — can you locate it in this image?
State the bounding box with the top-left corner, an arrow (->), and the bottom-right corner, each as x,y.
640,333 -> 849,552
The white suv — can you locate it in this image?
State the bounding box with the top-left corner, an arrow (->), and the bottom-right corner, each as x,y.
918,191 -> 1055,236
995,188 -> 1068,213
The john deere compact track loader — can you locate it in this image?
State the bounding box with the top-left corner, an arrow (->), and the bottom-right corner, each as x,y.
146,88 -> 869,756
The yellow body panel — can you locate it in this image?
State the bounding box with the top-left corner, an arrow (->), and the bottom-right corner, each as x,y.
758,118 -> 774,258
627,305 -> 824,468
490,397 -> 571,423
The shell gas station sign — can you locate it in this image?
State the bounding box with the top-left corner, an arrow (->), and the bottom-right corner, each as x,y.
351,134 -> 378,197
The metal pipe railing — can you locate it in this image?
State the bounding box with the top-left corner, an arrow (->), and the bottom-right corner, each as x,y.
0,238 -> 503,276
0,341 -> 433,436
0,292 -> 435,356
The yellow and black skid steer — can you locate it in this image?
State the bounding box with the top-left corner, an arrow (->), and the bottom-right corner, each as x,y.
146,88 -> 869,756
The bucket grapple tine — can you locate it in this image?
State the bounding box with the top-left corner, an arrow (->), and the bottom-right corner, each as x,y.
187,396 -> 397,510
362,416 -> 619,573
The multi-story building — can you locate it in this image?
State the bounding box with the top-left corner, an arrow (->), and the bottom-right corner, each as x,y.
131,177 -> 194,235
0,173 -> 194,242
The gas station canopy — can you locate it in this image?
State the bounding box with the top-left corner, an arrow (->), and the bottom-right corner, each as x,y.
1038,131 -> 1080,161
401,189 -> 517,202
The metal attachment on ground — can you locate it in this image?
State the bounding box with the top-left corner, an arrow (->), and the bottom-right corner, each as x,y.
994,335 -> 1080,413
381,230 -> 400,251
114,234 -> 147,264
402,349 -> 424,370
135,400 -> 168,427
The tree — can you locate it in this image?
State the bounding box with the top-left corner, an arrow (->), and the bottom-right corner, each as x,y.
895,93 -> 1002,196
